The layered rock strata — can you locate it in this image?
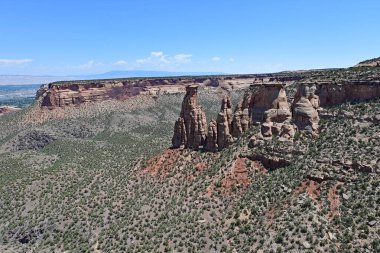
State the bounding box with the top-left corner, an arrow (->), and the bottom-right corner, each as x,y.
172,79 -> 380,152
37,74 -> 302,109
316,80 -> 380,106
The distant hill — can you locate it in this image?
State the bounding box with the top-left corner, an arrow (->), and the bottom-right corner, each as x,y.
355,57 -> 380,67
0,75 -> 76,85
0,71 -> 224,85
85,70 -> 224,80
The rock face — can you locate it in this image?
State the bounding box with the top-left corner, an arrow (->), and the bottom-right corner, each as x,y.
174,92 -> 243,152
205,120 -> 218,152
248,83 -> 294,139
38,75 -> 294,109
316,80 -> 380,106
172,117 -> 187,148
355,57 -> 380,67
292,83 -> 320,134
231,98 -> 250,138
204,96 -> 235,152
172,78 -> 380,152
172,85 -> 207,149
217,96 -> 234,149
249,83 -> 291,124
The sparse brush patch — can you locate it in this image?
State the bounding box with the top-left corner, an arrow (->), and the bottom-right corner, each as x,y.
0,69 -> 379,252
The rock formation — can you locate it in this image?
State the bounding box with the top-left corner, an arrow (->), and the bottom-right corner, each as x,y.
205,120 -> 218,152
247,83 -> 294,139
220,95 -> 233,127
355,57 -> 380,67
248,83 -> 291,124
231,98 -> 251,138
172,117 -> 187,148
216,112 -> 233,150
172,85 -> 207,149
316,80 -> 380,106
38,75 -> 292,109
216,96 -> 234,149
292,83 -> 320,134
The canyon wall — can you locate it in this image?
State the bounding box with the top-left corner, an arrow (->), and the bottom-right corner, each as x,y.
36,75 -> 302,109
172,79 -> 380,152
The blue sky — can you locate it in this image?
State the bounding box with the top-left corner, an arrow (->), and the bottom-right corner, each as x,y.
0,0 -> 379,75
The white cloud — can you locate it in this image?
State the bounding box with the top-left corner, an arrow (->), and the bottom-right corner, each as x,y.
174,54 -> 192,64
211,56 -> 221,62
113,60 -> 128,66
137,51 -> 169,65
0,59 -> 33,64
229,58 -> 235,62
136,51 -> 192,67
78,60 -> 104,69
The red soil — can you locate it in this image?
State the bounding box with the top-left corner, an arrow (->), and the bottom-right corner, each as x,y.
219,158 -> 266,196
141,149 -> 182,179
327,183 -> 342,221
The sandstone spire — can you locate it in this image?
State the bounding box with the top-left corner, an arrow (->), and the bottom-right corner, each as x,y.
216,111 -> 234,149
231,99 -> 250,138
172,85 -> 207,149
205,120 -> 218,152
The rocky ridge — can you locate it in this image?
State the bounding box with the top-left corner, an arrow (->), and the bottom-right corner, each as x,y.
36,74 -> 305,109
172,79 -> 380,152
355,57 -> 380,67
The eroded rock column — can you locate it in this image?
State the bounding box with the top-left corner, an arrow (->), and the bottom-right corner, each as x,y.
292,83 -> 320,135
172,85 -> 207,149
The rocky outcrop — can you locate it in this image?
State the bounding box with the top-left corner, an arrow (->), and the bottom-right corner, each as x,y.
204,96 -> 234,151
292,83 -> 320,134
205,120 -> 218,152
248,83 -> 291,124
38,75 -> 293,109
220,96 -> 233,127
231,98 -> 250,138
316,80 -> 380,106
216,96 -> 234,149
247,83 -> 294,139
216,112 -> 233,150
247,153 -> 291,170
171,77 -> 380,152
172,117 -> 187,148
355,57 -> 380,67
0,106 -> 21,116
172,85 -> 207,149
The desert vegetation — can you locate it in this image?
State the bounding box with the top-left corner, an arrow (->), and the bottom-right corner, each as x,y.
0,67 -> 379,252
